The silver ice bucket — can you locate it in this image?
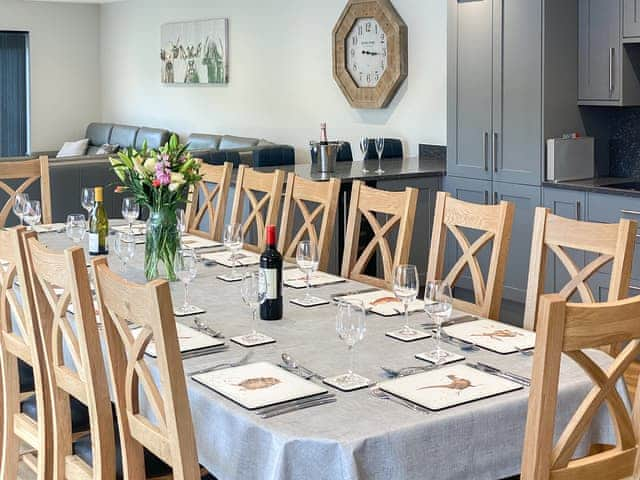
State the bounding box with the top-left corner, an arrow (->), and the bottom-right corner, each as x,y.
310,141 -> 344,174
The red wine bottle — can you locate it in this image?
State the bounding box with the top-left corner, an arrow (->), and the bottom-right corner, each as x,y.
260,225 -> 283,320
320,122 -> 328,145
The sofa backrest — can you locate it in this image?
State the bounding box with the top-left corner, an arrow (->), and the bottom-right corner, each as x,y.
109,125 -> 139,150
219,135 -> 260,150
135,127 -> 171,150
86,123 -> 113,149
186,134 -> 222,151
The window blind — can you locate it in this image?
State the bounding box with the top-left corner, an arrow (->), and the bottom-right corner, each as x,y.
0,31 -> 29,157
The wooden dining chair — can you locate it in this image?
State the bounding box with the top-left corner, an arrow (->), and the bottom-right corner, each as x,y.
229,165 -> 285,253
521,293 -> 640,480
0,227 -> 53,479
92,257 -> 207,480
426,191 -> 515,320
185,162 -> 232,241
0,155 -> 52,227
278,174 -> 340,271
523,208 -> 636,331
341,181 -> 418,289
25,237 -> 116,479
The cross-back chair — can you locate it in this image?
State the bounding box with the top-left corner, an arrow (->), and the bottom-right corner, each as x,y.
25,237 -> 116,479
523,208 -> 636,331
229,165 -> 285,253
341,181 -> 418,289
0,156 -> 52,227
522,293 -> 640,480
427,191 -> 515,320
185,162 -> 232,241
0,227 -> 52,479
92,257 -> 203,480
278,174 -> 340,271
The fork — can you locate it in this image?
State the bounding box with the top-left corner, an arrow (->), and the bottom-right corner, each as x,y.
189,352 -> 253,376
193,317 -> 224,338
369,387 -> 430,414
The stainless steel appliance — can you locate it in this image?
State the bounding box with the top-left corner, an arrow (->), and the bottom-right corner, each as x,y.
546,137 -> 595,182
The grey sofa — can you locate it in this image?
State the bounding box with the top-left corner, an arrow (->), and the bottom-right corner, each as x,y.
85,122 -> 172,154
186,133 -> 295,167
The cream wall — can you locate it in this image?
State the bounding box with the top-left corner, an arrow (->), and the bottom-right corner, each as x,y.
0,0 -> 101,152
99,0 -> 446,162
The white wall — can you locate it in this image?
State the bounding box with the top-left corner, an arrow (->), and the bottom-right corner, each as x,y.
0,0 -> 101,152
99,0 -> 446,162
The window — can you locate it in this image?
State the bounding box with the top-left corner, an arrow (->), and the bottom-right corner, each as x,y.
0,31 -> 29,157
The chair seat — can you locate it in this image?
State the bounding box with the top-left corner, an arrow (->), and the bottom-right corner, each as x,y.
18,359 -> 34,393
21,394 -> 90,432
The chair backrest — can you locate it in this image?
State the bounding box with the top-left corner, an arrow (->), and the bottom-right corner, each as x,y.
521,293 -> 640,480
0,227 -> 52,479
92,257 -> 200,480
341,181 -> 418,289
26,237 -> 116,479
365,138 -> 403,160
184,162 -> 232,241
0,156 -> 52,227
523,208 -> 636,331
230,165 -> 285,252
278,174 -> 340,271
427,191 -> 515,320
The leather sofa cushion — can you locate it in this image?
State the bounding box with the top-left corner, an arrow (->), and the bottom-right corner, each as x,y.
219,135 -> 259,150
135,127 -> 171,151
86,123 -> 113,147
86,145 -> 101,155
109,125 -> 139,150
187,134 -> 222,151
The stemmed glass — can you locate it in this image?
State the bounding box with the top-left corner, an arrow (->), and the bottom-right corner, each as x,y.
66,214 -> 87,243
393,265 -> 419,336
121,197 -> 140,234
23,200 -> 41,230
177,208 -> 187,247
334,299 -> 368,389
296,240 -> 319,304
424,281 -> 453,364
12,193 -> 29,226
114,232 -> 136,273
175,249 -> 198,316
223,223 -> 243,280
374,136 -> 385,174
359,136 -> 370,173
240,271 -> 267,342
81,188 -> 95,216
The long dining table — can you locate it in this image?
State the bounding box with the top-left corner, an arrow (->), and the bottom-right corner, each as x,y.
40,226 -> 624,480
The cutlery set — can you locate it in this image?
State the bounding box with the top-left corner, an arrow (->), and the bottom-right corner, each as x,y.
181,344 -> 229,360
188,352 -> 253,376
466,362 -> 531,387
254,393 -> 337,419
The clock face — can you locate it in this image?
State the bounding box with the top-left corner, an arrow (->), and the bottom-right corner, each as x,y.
346,18 -> 387,88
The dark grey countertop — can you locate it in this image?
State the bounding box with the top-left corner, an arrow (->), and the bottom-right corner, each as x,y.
543,177 -> 640,198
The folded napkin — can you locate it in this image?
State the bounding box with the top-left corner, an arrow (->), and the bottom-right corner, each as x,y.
338,290 -> 425,317
33,223 -> 65,233
202,250 -> 260,267
283,269 -> 345,288
133,322 -> 224,358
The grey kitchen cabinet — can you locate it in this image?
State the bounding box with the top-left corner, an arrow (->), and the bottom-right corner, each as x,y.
624,0 -> 640,38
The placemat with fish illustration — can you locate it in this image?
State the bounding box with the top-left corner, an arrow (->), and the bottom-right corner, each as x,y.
132,322 -> 224,358
338,290 -> 425,317
202,249 -> 261,267
192,361 -> 328,410
380,364 -> 522,411
443,319 -> 536,354
181,234 -> 223,250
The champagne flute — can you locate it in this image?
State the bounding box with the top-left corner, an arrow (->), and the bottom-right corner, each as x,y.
374,136 -> 385,174
81,188 -> 95,216
393,265 -> 419,335
334,299 -> 368,389
12,193 -> 29,226
175,249 -> 198,316
424,281 -> 453,364
23,200 -> 41,231
223,223 -> 243,280
121,197 -> 140,234
114,232 -> 136,274
359,136 -> 370,173
66,214 -> 87,243
296,240 -> 319,303
240,271 -> 267,341
176,208 -> 187,247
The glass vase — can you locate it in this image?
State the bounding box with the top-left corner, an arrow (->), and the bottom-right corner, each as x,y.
145,208 -> 179,281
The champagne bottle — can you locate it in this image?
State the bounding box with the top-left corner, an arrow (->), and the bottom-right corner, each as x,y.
320,122 -> 328,145
88,186 -> 109,256
260,225 -> 283,320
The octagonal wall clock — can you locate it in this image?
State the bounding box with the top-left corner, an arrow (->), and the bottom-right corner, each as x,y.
333,0 -> 408,109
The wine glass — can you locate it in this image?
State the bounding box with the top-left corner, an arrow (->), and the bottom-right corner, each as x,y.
121,197 -> 140,234
113,232 -> 136,274
81,188 -> 95,216
240,271 -> 267,342
12,193 -> 29,226
296,240 -> 319,303
175,249 -> 198,316
176,208 -> 187,247
375,136 -> 385,174
223,223 -> 243,280
393,265 -> 419,336
359,136 -> 370,173
66,214 -> 87,243
334,299 -> 368,389
23,200 -> 41,230
424,281 -> 453,364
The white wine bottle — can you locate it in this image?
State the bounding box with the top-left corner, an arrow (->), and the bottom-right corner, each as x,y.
88,186 -> 109,256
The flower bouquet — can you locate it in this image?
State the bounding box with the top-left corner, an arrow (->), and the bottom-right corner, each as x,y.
110,134 -> 202,281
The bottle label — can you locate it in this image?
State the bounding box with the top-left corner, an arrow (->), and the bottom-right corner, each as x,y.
261,268 -> 278,300
88,233 -> 99,253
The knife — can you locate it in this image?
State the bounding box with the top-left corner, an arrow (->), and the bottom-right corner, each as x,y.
254,393 -> 336,416
468,362 -> 531,386
422,315 -> 478,329
259,397 -> 337,418
331,288 -> 380,302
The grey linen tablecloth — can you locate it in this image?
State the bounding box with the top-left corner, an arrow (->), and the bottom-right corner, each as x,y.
40,230 -> 623,480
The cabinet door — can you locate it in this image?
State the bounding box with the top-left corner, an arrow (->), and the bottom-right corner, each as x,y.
447,0 -> 493,180
493,182 -> 541,304
624,0 -> 640,38
579,0 -> 621,101
492,0 -> 542,186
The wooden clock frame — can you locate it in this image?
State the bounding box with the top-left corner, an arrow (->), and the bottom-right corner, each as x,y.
332,0 -> 408,109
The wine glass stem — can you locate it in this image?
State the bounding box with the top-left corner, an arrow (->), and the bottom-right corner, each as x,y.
251,308 -> 257,335
404,302 -> 409,331
231,253 -> 237,278
348,344 -> 354,377
378,154 -> 382,172
435,323 -> 442,355
183,283 -> 189,309
306,272 -> 312,300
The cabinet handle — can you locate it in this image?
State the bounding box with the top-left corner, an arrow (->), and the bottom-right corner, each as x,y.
609,47 -> 615,94
484,190 -> 489,204
576,200 -> 581,220
492,132 -> 499,173
483,132 -> 489,171
494,192 -> 498,205
621,209 -> 640,216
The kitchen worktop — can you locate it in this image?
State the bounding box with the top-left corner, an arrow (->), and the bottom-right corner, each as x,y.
543,177 -> 640,198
